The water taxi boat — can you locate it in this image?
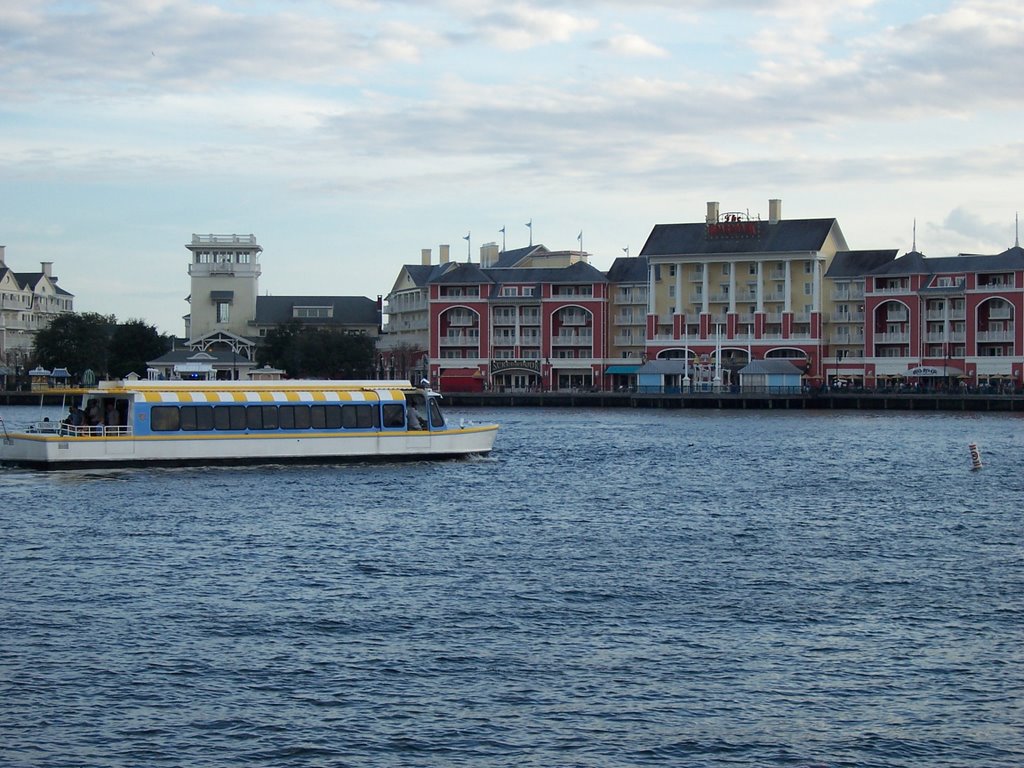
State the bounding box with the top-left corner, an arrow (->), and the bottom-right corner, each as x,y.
0,379 -> 498,470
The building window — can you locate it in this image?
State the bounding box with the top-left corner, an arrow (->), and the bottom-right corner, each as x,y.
216,302 -> 230,323
722,263 -> 730,275
294,306 -> 332,319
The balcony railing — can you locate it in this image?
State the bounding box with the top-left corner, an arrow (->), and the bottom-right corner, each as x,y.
829,333 -> 865,344
831,289 -> 865,301
976,331 -> 1015,342
830,312 -> 865,323
875,332 -> 910,343
440,334 -> 479,345
552,335 -> 593,346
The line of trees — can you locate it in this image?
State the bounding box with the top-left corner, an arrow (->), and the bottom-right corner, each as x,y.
257,320 -> 377,379
33,313 -> 172,382
28,314 -> 379,385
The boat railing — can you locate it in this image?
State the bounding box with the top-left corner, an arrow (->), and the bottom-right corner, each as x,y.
31,422 -> 134,437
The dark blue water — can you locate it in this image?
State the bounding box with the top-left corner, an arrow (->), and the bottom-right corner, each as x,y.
2,406 -> 1022,767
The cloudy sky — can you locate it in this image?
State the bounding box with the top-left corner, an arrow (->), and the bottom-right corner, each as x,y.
2,0 -> 1022,335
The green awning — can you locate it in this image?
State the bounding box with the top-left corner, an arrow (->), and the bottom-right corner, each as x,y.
605,365 -> 640,374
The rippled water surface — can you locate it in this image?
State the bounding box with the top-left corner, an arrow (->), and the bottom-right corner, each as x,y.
2,405 -> 1022,767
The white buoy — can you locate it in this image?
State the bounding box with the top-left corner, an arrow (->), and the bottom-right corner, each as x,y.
969,442 -> 983,471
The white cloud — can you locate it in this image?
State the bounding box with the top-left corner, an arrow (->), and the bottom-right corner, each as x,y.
598,33 -> 669,58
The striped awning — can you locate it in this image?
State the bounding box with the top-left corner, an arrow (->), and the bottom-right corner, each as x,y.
139,388 -> 407,403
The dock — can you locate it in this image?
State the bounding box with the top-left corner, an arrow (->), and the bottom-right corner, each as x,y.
443,390 -> 1024,412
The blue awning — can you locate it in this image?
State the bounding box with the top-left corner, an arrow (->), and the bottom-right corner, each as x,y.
605,365 -> 640,374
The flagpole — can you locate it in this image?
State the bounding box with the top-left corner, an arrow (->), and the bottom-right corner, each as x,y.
526,219 -> 532,246
500,226 -> 506,253
464,231 -> 471,262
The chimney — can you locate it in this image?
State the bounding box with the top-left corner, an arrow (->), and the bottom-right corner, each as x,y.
421,248 -> 431,266
440,244 -> 450,264
0,245 -> 6,267
480,242 -> 499,268
706,201 -> 720,224
41,261 -> 53,278
769,198 -> 782,224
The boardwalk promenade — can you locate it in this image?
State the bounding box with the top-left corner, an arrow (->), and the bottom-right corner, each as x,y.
444,388 -> 1024,412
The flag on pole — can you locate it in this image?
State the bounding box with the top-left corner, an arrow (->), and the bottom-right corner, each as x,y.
577,231 -> 583,242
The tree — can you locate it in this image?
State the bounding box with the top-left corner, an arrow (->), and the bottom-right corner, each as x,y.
108,319 -> 172,378
258,322 -> 376,379
33,312 -> 116,379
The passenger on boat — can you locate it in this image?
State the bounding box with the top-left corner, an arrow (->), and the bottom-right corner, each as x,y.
407,404 -> 424,430
61,405 -> 85,435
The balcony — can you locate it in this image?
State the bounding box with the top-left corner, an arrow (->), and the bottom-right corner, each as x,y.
875,332 -> 910,343
976,330 -> 1014,342
440,332 -> 479,346
830,333 -> 865,344
613,335 -> 643,346
558,314 -> 590,326
385,297 -> 427,314
830,312 -> 865,323
552,335 -> 594,346
446,315 -> 477,326
886,311 -> 908,322
924,332 -> 966,343
831,288 -> 865,301
615,290 -> 648,305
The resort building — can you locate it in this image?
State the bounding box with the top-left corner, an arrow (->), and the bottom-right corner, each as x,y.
382,242 -> 609,391
380,245 -> 458,382
0,245 -> 74,374
636,199 -> 849,386
151,234 -> 381,380
429,251 -> 609,392
831,244 -> 1024,390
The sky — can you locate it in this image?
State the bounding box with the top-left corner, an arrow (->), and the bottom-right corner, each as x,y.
2,0 -> 1022,336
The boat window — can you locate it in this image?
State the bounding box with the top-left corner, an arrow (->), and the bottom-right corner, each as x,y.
428,399 -> 445,428
213,405 -> 247,431
246,405 -> 264,430
278,405 -> 294,429
260,405 -> 278,430
382,404 -> 405,428
246,405 -> 279,430
292,405 -> 311,429
342,404 -> 375,429
151,406 -> 181,432
310,405 -> 342,429
180,405 -> 214,431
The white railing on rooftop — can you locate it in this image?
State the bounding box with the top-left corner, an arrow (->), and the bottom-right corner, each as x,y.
191,234 -> 258,245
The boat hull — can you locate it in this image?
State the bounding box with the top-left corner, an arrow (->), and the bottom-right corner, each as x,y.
0,425 -> 498,470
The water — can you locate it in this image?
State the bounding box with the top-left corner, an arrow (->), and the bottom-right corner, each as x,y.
2,405 -> 1022,767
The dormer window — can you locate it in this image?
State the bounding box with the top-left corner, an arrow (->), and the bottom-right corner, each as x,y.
294,306 -> 333,319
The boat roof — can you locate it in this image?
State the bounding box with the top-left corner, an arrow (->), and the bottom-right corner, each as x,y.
95,379 -> 421,394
